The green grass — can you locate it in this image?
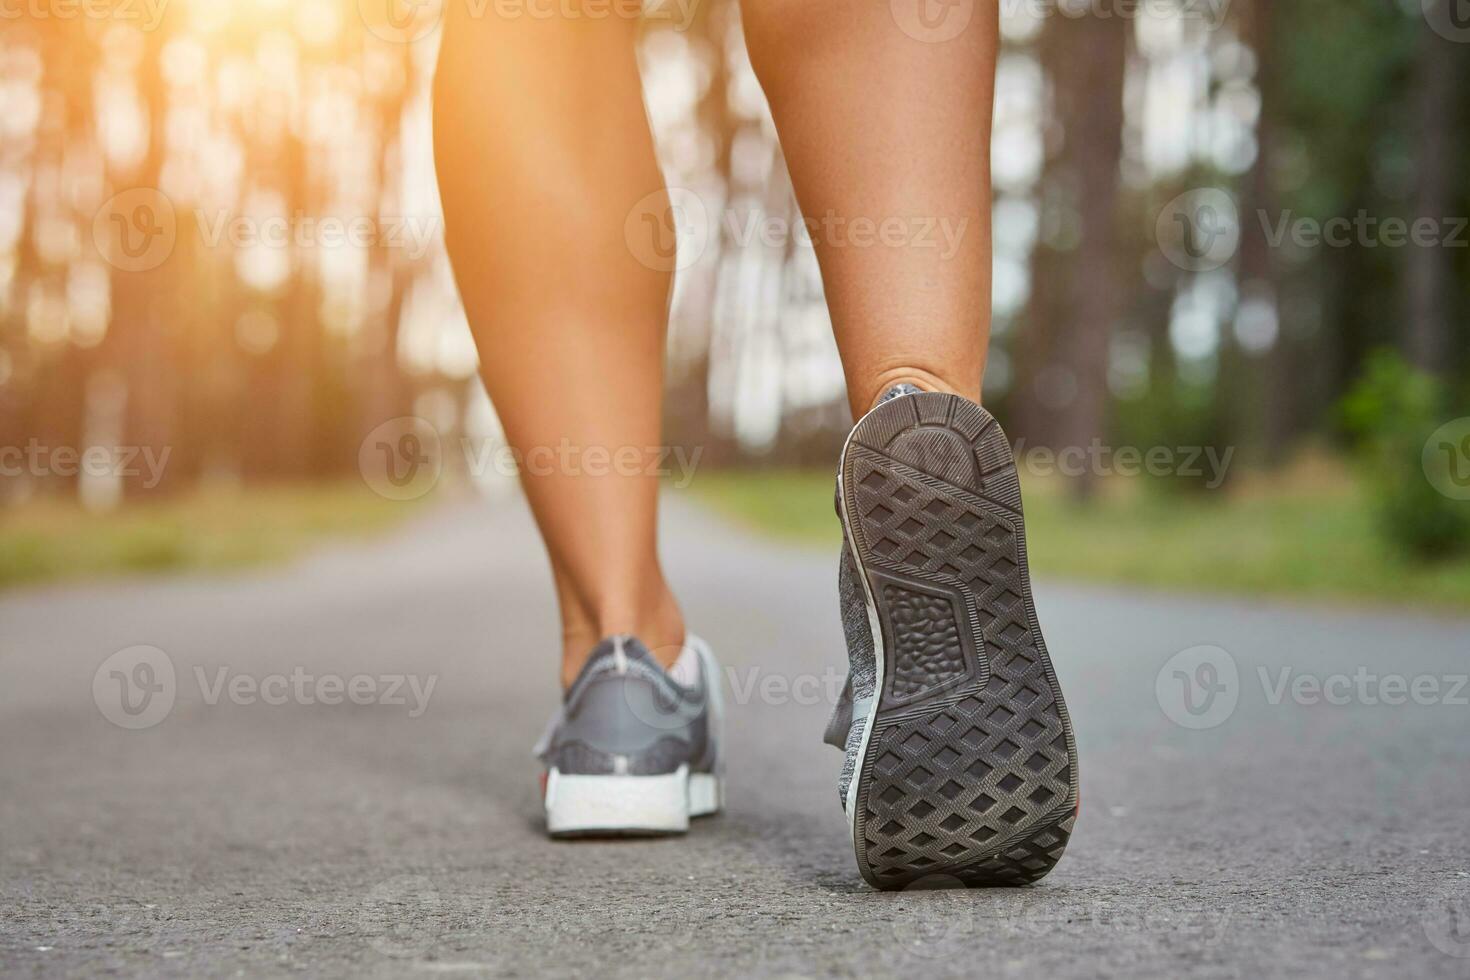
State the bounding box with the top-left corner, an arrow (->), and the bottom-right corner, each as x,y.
0,482 -> 429,590
684,464 -> 1470,611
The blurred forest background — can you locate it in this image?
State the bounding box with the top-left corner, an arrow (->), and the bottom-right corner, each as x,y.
2,0 -> 1469,595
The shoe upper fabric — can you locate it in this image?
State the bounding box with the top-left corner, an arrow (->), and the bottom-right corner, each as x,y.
534,635 -> 717,777
827,383 -> 923,810
831,541 -> 878,809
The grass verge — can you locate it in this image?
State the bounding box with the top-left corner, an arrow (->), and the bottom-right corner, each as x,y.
685,463 -> 1470,611
0,482 -> 428,591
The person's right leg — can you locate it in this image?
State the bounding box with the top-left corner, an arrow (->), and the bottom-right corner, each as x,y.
433,5 -> 683,688
738,0 -> 997,419
737,1 -> 1078,888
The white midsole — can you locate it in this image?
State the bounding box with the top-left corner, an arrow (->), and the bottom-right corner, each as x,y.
544,765 -> 723,834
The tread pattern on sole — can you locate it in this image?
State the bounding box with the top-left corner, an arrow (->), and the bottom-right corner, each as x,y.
843,393 -> 1078,889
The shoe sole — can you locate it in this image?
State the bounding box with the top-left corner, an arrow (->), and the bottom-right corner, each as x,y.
838,392 -> 1078,889
544,765 -> 723,837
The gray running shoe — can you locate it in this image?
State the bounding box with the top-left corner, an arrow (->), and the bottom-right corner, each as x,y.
828,385 -> 1079,888
535,634 -> 723,836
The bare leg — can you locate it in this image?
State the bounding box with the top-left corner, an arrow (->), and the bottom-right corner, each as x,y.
434,8 -> 683,687
739,0 -> 998,417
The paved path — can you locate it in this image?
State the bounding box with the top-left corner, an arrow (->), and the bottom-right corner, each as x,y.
3,493 -> 1469,978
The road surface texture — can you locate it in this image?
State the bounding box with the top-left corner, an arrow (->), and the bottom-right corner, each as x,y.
3,493 -> 1469,979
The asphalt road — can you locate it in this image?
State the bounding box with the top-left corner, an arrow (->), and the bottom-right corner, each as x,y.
3,492 -> 1469,978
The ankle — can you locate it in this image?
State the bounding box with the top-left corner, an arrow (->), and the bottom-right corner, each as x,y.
855,366 -> 980,417
559,585 -> 685,688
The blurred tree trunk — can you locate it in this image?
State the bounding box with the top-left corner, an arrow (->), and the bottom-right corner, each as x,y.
1052,15 -> 1128,498
3,47 -> 47,497
108,27 -> 178,497
16,22 -> 96,499
1402,11 -> 1458,376
357,36 -> 415,452
664,1 -> 737,459
279,133 -> 321,478
1234,0 -> 1289,462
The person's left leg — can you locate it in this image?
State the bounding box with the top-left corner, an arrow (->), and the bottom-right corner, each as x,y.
433,6 -> 724,838
433,7 -> 683,689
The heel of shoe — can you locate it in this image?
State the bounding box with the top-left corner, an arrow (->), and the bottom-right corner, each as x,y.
544,765 -> 691,837
688,771 -> 723,818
